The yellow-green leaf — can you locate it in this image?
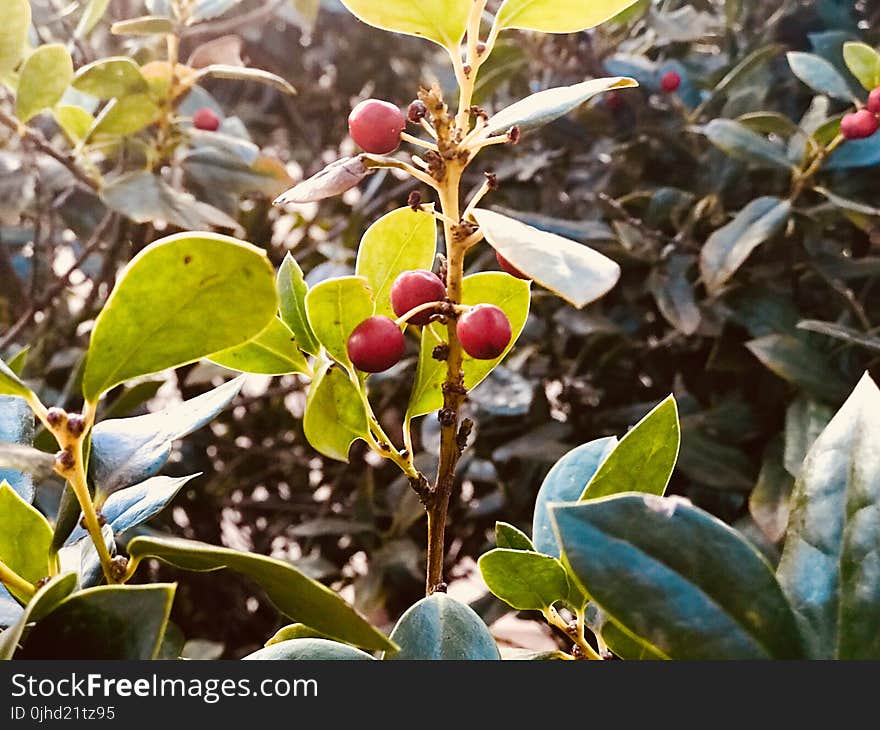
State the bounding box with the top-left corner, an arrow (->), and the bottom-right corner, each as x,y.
303,361 -> 369,463
305,276 -> 375,369
495,0 -> 639,33
408,272 -> 530,418
53,105 -> 95,143
82,232 -> 278,401
210,317 -> 311,376
338,0 -> 470,50
0,0 -> 31,76
0,483 -> 53,602
355,207 -> 437,318
15,44 -> 73,123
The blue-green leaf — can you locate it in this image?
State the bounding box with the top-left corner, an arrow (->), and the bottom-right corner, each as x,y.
244,638 -> 374,660
384,594 -> 499,660
787,51 -> 856,101
532,437 -> 618,558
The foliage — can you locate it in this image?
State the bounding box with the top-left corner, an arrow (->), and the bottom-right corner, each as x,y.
0,0 -> 878,660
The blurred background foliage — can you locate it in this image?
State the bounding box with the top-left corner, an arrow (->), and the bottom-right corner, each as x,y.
2,0 -> 879,656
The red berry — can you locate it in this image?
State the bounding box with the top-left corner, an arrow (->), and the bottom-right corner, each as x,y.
457,305 -> 512,361
193,107 -> 220,132
391,270 -> 446,326
347,316 -> 406,373
348,99 -> 405,155
841,109 -> 879,140
495,251 -> 529,280
867,88 -> 880,114
661,71 -> 681,93
605,91 -> 623,112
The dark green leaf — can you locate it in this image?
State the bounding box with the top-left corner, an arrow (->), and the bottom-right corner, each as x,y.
18,584 -> 175,659
0,573 -> 78,660
746,334 -> 850,403
700,197 -> 791,293
749,437 -> 794,543
797,319 -> 880,352
704,119 -> 796,169
0,396 -> 36,502
127,535 -> 393,651
553,495 -> 805,659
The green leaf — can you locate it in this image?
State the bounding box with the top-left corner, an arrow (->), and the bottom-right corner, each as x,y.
552,495 -> 805,659
532,437 -> 618,558
0,357 -> 32,399
704,119 -> 796,170
407,272 -> 530,418
111,16 -> 176,35
0,483 -> 52,602
337,0 -> 470,51
749,438 -> 794,544
90,94 -> 162,137
0,574 -> 77,660
277,253 -> 320,356
746,334 -> 850,404
127,535 -> 393,651
495,521 -> 535,551
797,318 -> 880,352
384,594 -> 500,660
18,584 -> 175,659
210,317 -> 311,376
483,77 -> 637,136
102,171 -> 239,230
355,207 -> 437,318
581,396 -> 680,500
777,373 -> 880,658
305,276 -> 375,369
53,105 -> 95,143
72,57 -> 149,99
194,65 -> 296,97
842,42 -> 880,91
245,638 -> 374,660
15,45 -> 73,123
303,361 -> 369,463
82,232 -> 277,401
699,197 -> 791,294
265,623 -> 335,646
473,209 -> 619,309
75,0 -> 112,38
495,0 -> 639,33
787,51 -> 856,101
479,549 -> 569,611
784,397 -> 834,478
0,396 -> 35,502
0,0 -> 30,76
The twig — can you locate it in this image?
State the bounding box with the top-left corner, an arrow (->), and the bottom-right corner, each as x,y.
0,105 -> 99,192
0,213 -> 115,350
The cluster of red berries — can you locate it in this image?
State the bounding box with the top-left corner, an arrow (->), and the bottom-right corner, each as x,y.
841,88 -> 880,140
347,270 -> 512,373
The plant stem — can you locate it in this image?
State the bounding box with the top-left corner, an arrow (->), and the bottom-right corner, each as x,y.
425,164 -> 465,593
0,559 -> 35,601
